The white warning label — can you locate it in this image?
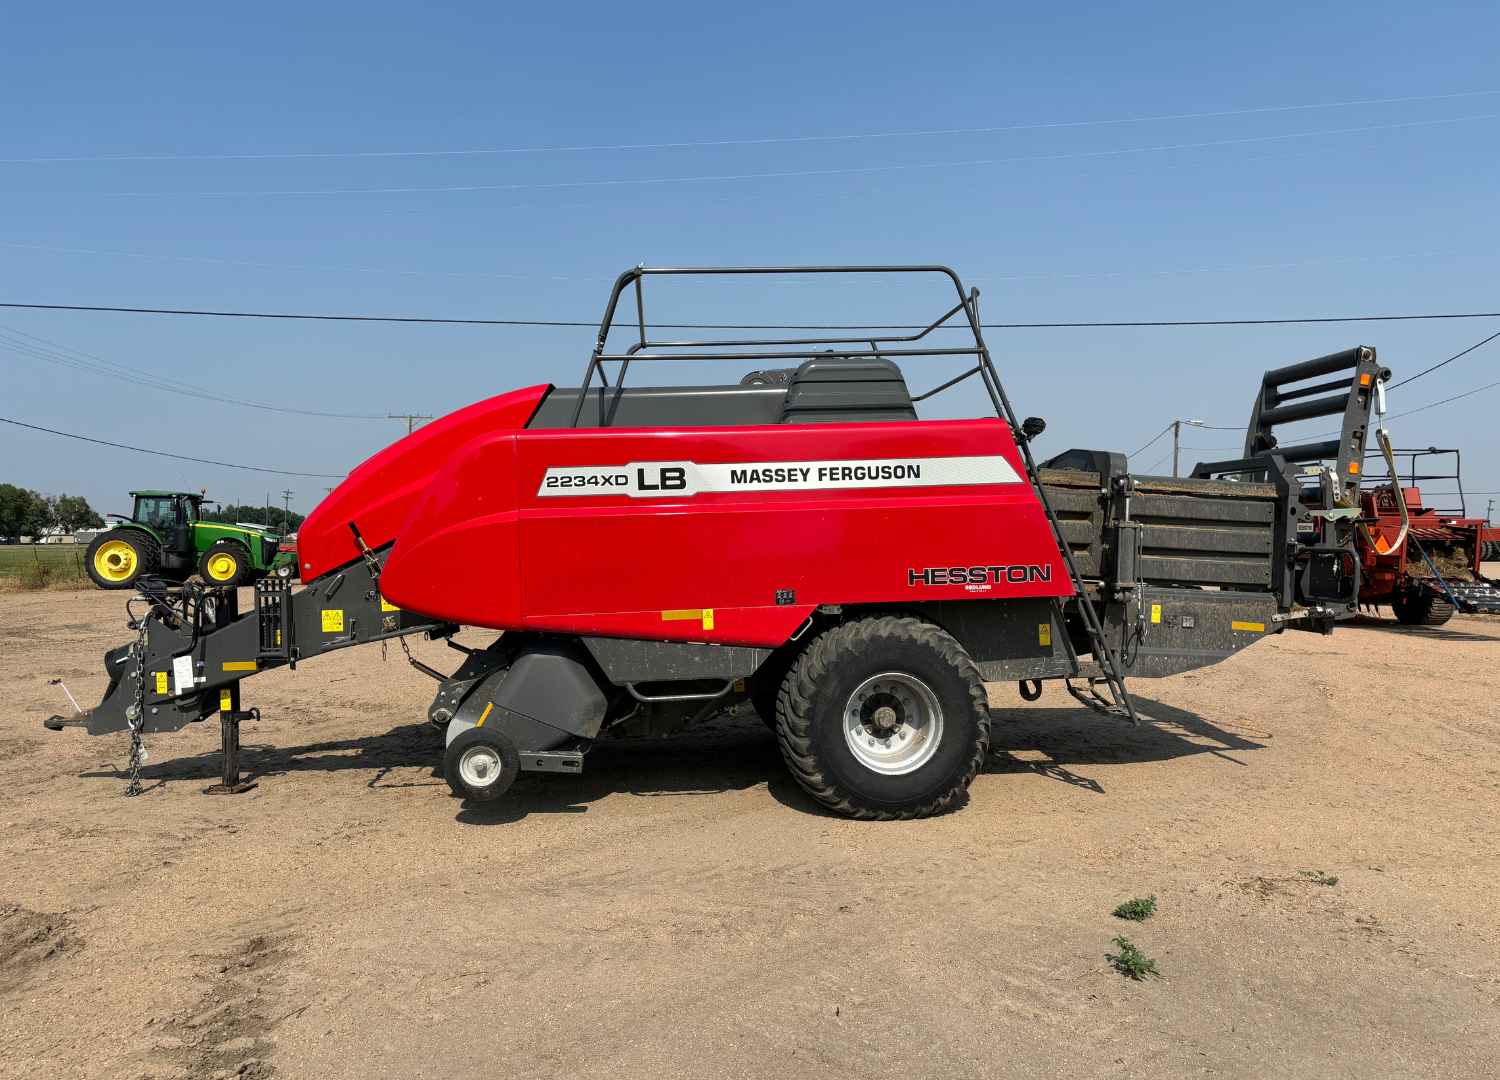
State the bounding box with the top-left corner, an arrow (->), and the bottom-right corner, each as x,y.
537,455 -> 1021,498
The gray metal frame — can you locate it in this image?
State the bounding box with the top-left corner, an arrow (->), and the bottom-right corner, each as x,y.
1194,346 -> 1389,497
1364,447 -> 1468,517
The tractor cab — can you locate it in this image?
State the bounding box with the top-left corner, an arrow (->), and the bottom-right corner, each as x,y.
129,490 -> 200,552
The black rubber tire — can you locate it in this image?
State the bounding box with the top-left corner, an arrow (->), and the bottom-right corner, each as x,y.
84,529 -> 160,590
749,647 -> 798,730
775,615 -> 990,820
198,540 -> 253,588
444,727 -> 521,802
1391,589 -> 1455,627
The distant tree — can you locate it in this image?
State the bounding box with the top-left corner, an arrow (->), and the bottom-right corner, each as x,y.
0,484 -> 51,538
201,503 -> 305,532
48,494 -> 104,532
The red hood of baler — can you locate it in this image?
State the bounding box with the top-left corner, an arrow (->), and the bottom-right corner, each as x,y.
297,384 -> 550,580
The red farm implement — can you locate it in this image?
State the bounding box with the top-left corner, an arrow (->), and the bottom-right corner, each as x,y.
1355,448 -> 1500,624
46,266 -> 1390,818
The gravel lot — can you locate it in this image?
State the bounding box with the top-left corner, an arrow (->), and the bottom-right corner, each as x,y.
2,583 -> 1497,1080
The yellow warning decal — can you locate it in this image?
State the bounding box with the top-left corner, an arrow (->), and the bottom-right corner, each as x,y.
321,609 -> 345,633
1231,620 -> 1266,633
219,689 -> 233,712
154,671 -> 168,695
662,608 -> 715,630
380,596 -> 399,613
475,701 -> 494,729
222,661 -> 257,672
1038,623 -> 1052,647
1151,603 -> 1162,625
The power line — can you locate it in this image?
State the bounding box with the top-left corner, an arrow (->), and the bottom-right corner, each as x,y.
1388,329 -> 1500,389
7,88 -> 1497,164
1386,377 -> 1500,422
8,240 -> 1488,290
1127,325 -> 1500,463
3,300 -> 1499,330
1143,449 -> 1174,473
0,323 -> 389,419
0,301 -> 587,326
32,113 -> 1500,198
1286,327 -> 1500,443
1129,422 -> 1175,458
388,412 -> 433,435
0,240 -> 599,284
0,417 -> 346,477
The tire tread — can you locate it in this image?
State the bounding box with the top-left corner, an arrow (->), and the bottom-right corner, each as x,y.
774,615 -> 989,821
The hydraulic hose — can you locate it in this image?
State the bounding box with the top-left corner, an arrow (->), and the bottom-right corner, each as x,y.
1370,422 -> 1410,555
1333,378 -> 1407,556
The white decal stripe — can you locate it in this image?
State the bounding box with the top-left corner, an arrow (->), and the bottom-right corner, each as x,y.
537,455 -> 1021,498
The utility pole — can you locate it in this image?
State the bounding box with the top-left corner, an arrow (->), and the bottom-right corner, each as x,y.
389,413 -> 433,436
280,489 -> 294,533
1172,418 -> 1205,477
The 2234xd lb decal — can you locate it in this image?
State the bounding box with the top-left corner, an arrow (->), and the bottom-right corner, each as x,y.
537,455 -> 1021,498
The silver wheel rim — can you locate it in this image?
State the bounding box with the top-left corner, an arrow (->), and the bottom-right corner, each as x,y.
458,744 -> 503,789
841,672 -> 944,776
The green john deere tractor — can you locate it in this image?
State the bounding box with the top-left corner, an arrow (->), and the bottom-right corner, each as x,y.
84,491 -> 295,591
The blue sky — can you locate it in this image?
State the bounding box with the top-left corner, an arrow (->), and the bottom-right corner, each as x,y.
2,1 -> 1498,518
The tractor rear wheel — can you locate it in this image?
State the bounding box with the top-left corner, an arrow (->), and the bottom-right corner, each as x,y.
198,541 -> 252,588
775,616 -> 990,820
85,530 -> 159,590
1392,589 -> 1455,627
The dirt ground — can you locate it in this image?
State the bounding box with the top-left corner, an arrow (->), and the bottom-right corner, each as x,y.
1,584 -> 1497,1080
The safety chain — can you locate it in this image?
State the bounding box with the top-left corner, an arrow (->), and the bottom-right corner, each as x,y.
124,614 -> 149,796
351,523 -> 415,665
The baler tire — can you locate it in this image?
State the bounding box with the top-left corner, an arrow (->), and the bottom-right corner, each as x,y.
198,541 -> 252,588
774,616 -> 990,821
444,728 -> 521,802
1391,589 -> 1455,627
85,530 -> 159,590
750,648 -> 798,730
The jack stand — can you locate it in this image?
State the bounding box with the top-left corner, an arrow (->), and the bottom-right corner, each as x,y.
204,684 -> 258,795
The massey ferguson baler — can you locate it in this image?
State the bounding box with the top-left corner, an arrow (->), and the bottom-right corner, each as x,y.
46,267 -> 1387,819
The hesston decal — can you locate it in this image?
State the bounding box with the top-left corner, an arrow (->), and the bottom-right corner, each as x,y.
907,565 -> 1054,586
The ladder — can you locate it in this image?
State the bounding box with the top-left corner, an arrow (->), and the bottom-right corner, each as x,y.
963,291 -> 1139,724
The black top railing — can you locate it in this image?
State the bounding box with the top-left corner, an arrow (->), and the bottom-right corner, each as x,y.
1362,447 -> 1467,517
567,266 -> 1003,428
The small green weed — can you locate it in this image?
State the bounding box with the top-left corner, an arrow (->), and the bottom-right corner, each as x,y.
1299,870 -> 1339,886
1112,895 -> 1157,921
1107,935 -> 1160,981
